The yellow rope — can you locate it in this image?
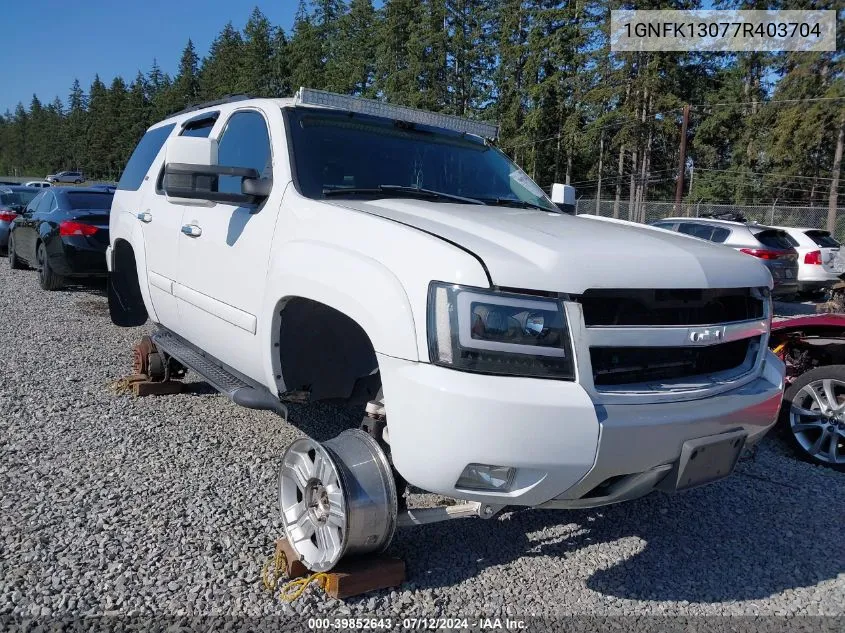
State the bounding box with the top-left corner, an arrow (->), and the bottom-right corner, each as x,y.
262,546 -> 328,602
279,572 -> 330,602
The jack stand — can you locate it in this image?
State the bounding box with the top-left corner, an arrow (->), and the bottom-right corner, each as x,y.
123,335 -> 185,396
123,373 -> 184,397
275,538 -> 405,600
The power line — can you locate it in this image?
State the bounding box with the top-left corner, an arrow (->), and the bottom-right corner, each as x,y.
689,96 -> 845,109
694,167 -> 843,183
497,108 -> 685,150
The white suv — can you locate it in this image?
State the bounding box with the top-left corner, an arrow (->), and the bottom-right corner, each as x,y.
774,226 -> 845,294
107,89 -> 784,571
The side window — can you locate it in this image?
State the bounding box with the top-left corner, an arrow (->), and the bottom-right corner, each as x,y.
216,110 -> 271,195
678,223 -> 714,241
25,192 -> 43,213
117,123 -> 177,191
652,222 -> 676,231
36,192 -> 54,214
710,227 -> 730,243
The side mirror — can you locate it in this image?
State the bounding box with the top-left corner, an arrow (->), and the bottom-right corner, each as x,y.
551,183 -> 576,214
162,136 -> 271,206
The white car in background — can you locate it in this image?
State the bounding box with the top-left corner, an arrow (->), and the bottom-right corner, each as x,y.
24,181 -> 51,188
775,226 -> 845,294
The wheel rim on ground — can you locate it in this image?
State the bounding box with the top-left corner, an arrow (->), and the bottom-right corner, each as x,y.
789,378 -> 845,465
278,429 -> 397,572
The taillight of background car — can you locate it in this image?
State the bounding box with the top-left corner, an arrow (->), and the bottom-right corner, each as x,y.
59,221 -> 98,237
803,250 -> 823,265
739,248 -> 795,261
0,210 -> 18,223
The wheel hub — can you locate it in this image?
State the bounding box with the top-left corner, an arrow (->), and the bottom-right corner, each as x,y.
305,479 -> 331,524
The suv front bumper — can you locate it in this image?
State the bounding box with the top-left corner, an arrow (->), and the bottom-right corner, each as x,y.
378,351 -> 784,509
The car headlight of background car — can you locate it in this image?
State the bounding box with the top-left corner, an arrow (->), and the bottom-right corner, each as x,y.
427,282 -> 574,379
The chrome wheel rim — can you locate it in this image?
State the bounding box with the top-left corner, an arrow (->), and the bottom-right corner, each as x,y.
789,378 -> 845,465
278,438 -> 348,572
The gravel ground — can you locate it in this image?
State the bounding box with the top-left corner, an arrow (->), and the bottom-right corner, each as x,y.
0,263 -> 843,623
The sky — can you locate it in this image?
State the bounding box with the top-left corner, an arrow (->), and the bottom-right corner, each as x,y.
0,0 -> 300,114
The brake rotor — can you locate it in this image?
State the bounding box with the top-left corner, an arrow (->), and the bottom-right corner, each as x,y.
132,336 -> 165,381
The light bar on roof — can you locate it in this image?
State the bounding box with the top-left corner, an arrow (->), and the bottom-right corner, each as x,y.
294,87 -> 499,140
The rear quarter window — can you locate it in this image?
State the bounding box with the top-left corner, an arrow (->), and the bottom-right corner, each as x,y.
678,223 -> 715,240
117,123 -> 176,191
710,227 -> 730,243
805,230 -> 840,248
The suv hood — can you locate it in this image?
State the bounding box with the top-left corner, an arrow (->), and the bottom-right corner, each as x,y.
329,198 -> 772,293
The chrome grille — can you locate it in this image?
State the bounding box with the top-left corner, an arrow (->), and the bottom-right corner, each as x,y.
573,287 -> 770,395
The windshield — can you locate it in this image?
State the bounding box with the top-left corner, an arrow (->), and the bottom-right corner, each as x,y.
286,108 -> 557,212
0,191 -> 38,208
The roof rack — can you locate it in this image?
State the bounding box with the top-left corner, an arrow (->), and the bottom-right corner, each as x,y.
168,94 -> 253,117
700,211 -> 748,223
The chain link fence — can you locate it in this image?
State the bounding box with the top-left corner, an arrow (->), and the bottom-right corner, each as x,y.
574,199 -> 845,240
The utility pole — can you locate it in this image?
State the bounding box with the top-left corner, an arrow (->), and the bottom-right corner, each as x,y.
675,104 -> 690,208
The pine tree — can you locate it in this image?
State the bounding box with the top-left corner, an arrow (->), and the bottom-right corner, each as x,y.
199,24 -> 244,99
67,79 -> 87,171
86,75 -> 110,178
106,77 -> 128,179
288,1 -> 325,90
123,72 -> 150,174
269,27 -> 292,97
325,0 -> 376,95
241,9 -> 275,96
376,0 -> 417,105
173,39 -> 200,109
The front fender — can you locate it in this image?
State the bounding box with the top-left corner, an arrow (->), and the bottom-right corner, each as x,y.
259,240 -> 418,392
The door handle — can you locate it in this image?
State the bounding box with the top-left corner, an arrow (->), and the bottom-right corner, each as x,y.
136,212 -> 152,223
181,224 -> 202,237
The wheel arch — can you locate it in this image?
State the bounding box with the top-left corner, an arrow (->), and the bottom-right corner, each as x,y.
108,237 -> 151,326
260,241 -> 418,399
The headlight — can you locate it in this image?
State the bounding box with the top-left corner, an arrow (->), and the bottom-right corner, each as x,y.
427,282 -> 574,379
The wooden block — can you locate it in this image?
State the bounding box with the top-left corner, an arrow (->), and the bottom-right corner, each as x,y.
132,380 -> 184,396
275,538 -> 309,579
126,374 -> 149,383
325,556 -> 405,599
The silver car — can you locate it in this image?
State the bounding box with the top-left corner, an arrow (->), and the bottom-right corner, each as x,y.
0,186 -> 40,253
651,216 -> 799,297
46,171 -> 85,184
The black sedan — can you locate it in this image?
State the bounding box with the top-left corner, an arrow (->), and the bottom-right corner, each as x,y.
9,187 -> 113,290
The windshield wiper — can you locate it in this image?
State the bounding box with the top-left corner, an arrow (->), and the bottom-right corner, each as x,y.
478,197 -> 557,212
323,185 -> 484,205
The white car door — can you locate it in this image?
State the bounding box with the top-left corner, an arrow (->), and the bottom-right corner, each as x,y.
129,123 -> 185,331
174,107 -> 282,381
